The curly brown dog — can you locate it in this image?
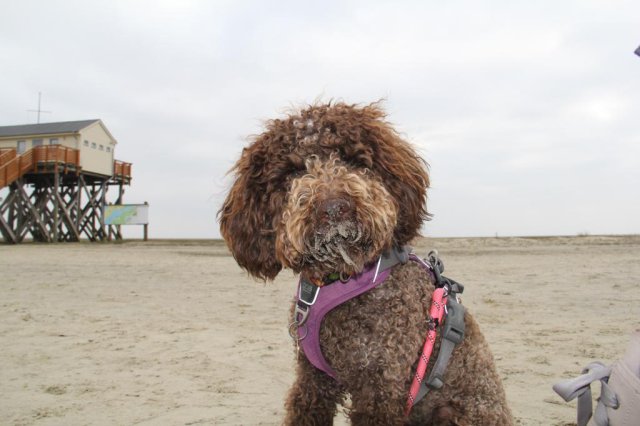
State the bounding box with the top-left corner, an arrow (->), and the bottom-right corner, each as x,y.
219,102 -> 512,425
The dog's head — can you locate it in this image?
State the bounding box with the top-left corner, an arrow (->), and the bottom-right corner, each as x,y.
219,102 -> 430,282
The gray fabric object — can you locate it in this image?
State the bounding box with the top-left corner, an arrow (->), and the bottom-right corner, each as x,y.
553,362 -> 613,426
607,331 -> 640,426
553,331 -> 640,426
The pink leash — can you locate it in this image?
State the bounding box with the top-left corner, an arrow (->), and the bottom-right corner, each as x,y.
405,286 -> 448,416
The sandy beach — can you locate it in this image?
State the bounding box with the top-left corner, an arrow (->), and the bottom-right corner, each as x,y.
1,235 -> 639,425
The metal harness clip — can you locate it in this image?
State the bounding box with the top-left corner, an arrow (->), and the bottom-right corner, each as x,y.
289,302 -> 310,340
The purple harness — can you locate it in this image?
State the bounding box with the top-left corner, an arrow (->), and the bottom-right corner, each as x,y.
290,247 -> 433,379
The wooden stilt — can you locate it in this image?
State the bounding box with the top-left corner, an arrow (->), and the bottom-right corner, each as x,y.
53,165 -> 59,242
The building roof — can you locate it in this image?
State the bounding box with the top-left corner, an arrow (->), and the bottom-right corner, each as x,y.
0,119 -> 101,138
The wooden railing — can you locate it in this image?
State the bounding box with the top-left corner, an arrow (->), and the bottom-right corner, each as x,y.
0,146 -> 80,188
33,145 -> 80,165
0,148 -> 17,167
0,145 -> 131,188
0,150 -> 30,188
113,160 -> 132,180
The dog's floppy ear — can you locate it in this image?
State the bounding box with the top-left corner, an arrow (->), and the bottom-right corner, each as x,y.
218,135 -> 285,281
360,104 -> 431,245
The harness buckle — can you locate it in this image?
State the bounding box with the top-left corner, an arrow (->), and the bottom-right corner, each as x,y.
299,279 -> 320,305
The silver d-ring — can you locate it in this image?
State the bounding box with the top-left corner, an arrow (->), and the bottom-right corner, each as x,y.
288,321 -> 298,339
288,321 -> 308,341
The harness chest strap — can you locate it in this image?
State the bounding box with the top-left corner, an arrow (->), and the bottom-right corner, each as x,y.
291,246 -> 412,379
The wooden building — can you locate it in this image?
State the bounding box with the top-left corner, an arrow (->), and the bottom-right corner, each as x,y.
0,119 -> 132,243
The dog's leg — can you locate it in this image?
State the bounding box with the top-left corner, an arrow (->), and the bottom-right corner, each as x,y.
349,390 -> 407,426
284,356 -> 343,426
347,368 -> 409,426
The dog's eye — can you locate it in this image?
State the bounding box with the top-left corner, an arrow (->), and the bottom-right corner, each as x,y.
342,143 -> 374,169
285,153 -> 306,171
344,154 -> 373,170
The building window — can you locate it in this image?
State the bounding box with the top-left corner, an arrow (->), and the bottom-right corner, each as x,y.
84,140 -> 89,147
91,142 -> 97,149
49,138 -> 59,145
17,140 -> 26,154
32,139 -> 43,147
106,147 -> 111,153
99,145 -> 104,151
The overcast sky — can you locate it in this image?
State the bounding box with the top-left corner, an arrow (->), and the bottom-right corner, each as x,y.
1,0 -> 639,239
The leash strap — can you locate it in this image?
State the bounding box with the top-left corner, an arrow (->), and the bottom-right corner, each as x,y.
405,251 -> 466,416
416,294 -> 465,401
406,286 -> 447,415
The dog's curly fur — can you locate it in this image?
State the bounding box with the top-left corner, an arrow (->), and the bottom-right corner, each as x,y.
219,102 -> 513,425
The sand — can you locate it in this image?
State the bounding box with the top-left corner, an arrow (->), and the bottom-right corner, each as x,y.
1,235 -> 639,425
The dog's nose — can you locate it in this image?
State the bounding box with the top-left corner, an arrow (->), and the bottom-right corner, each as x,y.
318,198 -> 353,222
